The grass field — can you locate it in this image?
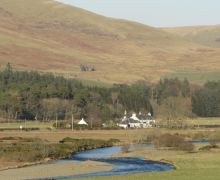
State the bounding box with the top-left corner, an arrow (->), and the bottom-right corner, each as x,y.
78,78 -> 113,88
0,125 -> 218,144
1,117 -> 220,143
164,69 -> 220,84
2,117 -> 220,128
187,117 -> 220,126
0,121 -> 220,179
0,121 -> 53,130
73,144 -> 220,180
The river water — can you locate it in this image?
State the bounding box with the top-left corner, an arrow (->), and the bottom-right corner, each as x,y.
48,145 -> 174,179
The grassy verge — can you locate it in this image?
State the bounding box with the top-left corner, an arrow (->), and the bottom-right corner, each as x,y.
0,137 -> 118,169
186,117 -> 220,126
0,121 -> 53,131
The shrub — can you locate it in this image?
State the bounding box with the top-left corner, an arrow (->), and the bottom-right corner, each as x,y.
0,137 -> 22,141
208,132 -> 220,146
153,133 -> 194,152
80,64 -> 96,72
154,134 -> 184,148
199,145 -> 219,151
53,121 -> 88,130
141,133 -> 159,143
179,142 -> 195,152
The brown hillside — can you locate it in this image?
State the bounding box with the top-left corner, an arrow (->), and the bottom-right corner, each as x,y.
163,25 -> 220,48
0,0 -> 220,84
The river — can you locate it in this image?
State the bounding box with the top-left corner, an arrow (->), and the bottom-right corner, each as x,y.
3,141 -> 208,179
46,145 -> 175,179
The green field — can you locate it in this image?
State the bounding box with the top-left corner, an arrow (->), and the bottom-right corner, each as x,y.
78,78 -> 113,88
74,144 -> 220,180
187,117 -> 220,126
0,121 -> 53,130
1,118 -> 220,180
164,69 -> 220,83
0,123 -> 219,179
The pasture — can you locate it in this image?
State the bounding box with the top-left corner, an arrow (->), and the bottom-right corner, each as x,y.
0,119 -> 220,179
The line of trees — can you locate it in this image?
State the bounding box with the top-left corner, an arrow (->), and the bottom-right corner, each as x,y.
192,81 -> 220,117
0,63 -> 219,124
0,64 -> 154,124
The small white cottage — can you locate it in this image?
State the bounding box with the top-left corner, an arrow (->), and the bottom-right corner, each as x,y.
78,118 -> 88,126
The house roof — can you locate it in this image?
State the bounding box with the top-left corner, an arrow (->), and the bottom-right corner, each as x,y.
121,111 -> 154,124
137,114 -> 153,120
130,113 -> 139,121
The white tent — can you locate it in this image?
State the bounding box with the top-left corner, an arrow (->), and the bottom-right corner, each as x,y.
78,118 -> 88,125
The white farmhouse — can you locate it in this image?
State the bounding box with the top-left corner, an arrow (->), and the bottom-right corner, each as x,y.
117,111 -> 155,129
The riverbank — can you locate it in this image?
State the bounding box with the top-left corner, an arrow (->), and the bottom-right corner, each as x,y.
0,137 -> 118,173
78,143 -> 220,180
2,145 -> 175,180
4,142 -> 216,180
1,129 -> 220,180
0,161 -> 113,179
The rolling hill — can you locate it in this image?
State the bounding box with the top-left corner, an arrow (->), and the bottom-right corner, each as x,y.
0,0 -> 220,84
163,25 -> 220,48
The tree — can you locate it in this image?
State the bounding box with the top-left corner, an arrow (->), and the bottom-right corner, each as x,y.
182,78 -> 190,97
118,81 -> 152,113
2,63 -> 13,85
155,97 -> 192,128
192,87 -> 220,117
74,90 -> 89,118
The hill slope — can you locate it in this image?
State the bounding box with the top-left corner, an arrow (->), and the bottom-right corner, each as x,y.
163,25 -> 220,48
0,0 -> 220,84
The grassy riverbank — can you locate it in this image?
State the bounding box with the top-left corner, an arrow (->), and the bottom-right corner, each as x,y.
0,137 -> 117,170
74,143 -> 220,180
1,128 -> 220,179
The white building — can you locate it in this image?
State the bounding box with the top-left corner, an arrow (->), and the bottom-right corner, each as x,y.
117,123 -> 128,129
78,118 -> 88,126
117,111 -> 155,129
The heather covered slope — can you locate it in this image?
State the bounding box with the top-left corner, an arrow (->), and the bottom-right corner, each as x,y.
0,0 -> 220,83
163,25 -> 220,48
